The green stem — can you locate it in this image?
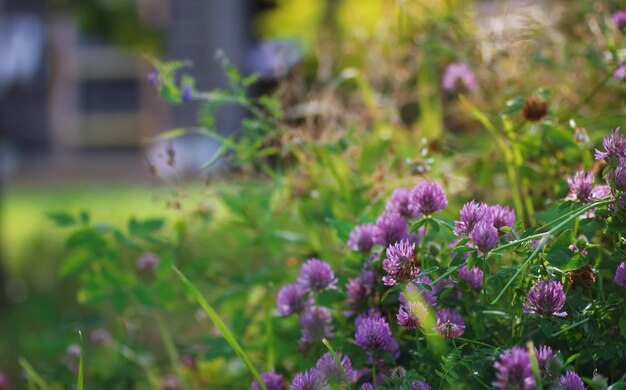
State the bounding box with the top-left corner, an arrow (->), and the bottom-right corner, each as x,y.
551,317 -> 590,337
155,310 -> 190,390
372,355 -> 378,389
322,339 -> 351,390
456,337 -> 496,349
490,199 -> 611,304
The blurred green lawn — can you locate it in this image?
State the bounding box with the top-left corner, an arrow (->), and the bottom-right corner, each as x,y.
1,185 -> 180,277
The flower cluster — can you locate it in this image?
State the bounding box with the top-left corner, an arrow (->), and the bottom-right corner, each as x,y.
493,345 -> 557,389
453,200 -> 515,253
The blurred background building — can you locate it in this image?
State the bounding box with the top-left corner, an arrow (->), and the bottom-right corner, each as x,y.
0,0 -> 283,184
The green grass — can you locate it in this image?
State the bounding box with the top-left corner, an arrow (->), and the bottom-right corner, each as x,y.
1,185 -> 181,275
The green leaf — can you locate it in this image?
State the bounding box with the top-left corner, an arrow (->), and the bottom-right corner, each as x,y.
77,331 -> 84,390
500,96 -> 524,115
409,219 -> 427,232
129,218 -> 165,236
427,218 -> 440,232
60,251 -> 96,277
172,267 -> 267,390
545,230 -> 587,271
47,211 -> 76,227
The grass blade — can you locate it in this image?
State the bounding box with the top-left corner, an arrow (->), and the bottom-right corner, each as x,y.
321,338 -> 351,389
19,358 -> 52,390
77,331 -> 84,390
172,266 -> 267,390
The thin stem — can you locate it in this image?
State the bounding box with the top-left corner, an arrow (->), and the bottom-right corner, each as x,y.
491,199 -> 611,304
551,317 -> 590,337
372,355 -> 377,389
456,337 -> 496,349
154,310 -> 190,390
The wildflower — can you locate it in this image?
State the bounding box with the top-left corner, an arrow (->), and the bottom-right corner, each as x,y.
469,220 -> 499,254
136,252 -> 159,273
90,328 -> 112,346
614,10 -> 626,30
382,240 -> 418,286
360,384 -> 374,390
63,344 -> 81,373
409,181 -> 448,215
251,371 -> 286,390
355,316 -> 400,364
410,381 -> 431,390
490,204 -> 516,231
454,200 -> 490,237
567,171 -> 595,203
522,96 -> 548,121
559,371 -> 585,390
614,261 -> 626,288
458,265 -> 483,290
397,300 -> 429,329
162,375 -> 180,390
614,63 -> 626,82
403,276 -> 438,306
355,309 -> 382,329
181,85 -> 192,102
436,278 -> 463,300
442,62 -> 478,93
0,372 -> 8,390
361,265 -> 377,289
277,283 -> 311,316
297,259 -> 337,291
535,345 -> 554,371
595,128 -> 626,161
148,69 -> 159,86
612,165 -> 626,191
299,307 -> 334,345
492,347 -> 535,390
568,264 -> 596,290
348,224 -> 380,252
591,185 -> 611,199
291,369 -> 328,390
387,187 -> 421,218
435,308 -> 465,339
523,280 -> 567,317
374,211 -> 409,247
315,352 -> 354,383
346,277 -> 368,305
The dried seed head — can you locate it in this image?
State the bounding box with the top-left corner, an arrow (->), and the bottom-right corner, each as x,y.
522,96 -> 548,122
568,264 -> 596,290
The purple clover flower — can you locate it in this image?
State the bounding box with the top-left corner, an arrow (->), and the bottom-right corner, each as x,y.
251,371 -> 286,390
492,347 -> 535,390
277,283 -> 311,316
397,300 -> 429,329
297,259 -> 337,291
360,384 -> 374,390
454,200 -> 490,237
290,368 -> 328,390
348,224 -> 380,252
90,328 -> 112,346
567,171 -> 595,203
613,63 -> 626,82
148,69 -> 159,86
387,187 -> 421,218
469,220 -> 499,254
374,211 -> 409,247
409,181 -> 448,215
615,10 -> 626,30
315,352 -> 354,383
535,345 -> 554,371
559,371 -> 585,390
136,252 -> 159,273
490,204 -> 516,231
402,276 -> 438,306
614,261 -> 626,288
435,308 -> 465,339
523,280 -> 567,317
436,278 -> 463,300
595,128 -> 626,161
181,85 -> 192,102
410,381 -> 431,390
382,240 -> 418,286
442,62 -> 478,93
355,316 -> 400,364
299,306 -> 334,345
346,277 -> 368,305
613,165 -> 626,191
458,265 -> 483,290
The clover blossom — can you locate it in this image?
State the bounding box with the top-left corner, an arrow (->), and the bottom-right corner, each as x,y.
387,187 -> 421,218
291,369 -> 328,390
251,371 -> 286,390
469,220 -> 499,254
409,181 -> 448,215
355,315 -> 400,364
299,307 -> 334,345
559,371 -> 585,390
522,280 -> 567,317
614,260 -> 626,288
458,265 -> 483,290
435,308 -> 465,339
315,352 -> 354,383
567,171 -> 595,203
442,62 -> 478,93
595,128 -> 626,161
492,347 -> 535,390
374,211 -> 409,247
382,240 -> 418,286
297,259 -> 337,291
454,200 -> 490,237
277,283 -> 311,316
348,224 -> 380,252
